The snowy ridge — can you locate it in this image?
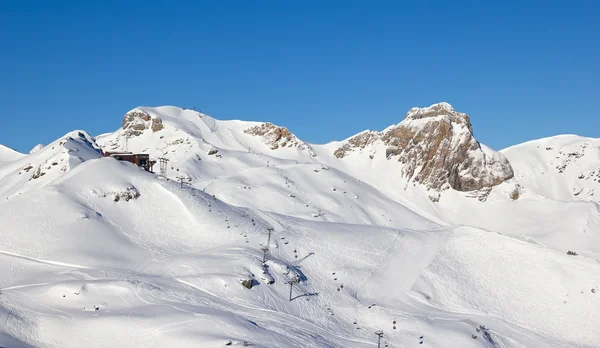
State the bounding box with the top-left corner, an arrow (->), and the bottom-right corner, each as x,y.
29,144 -> 45,154
0,131 -> 102,199
502,134 -> 600,202
0,104 -> 599,348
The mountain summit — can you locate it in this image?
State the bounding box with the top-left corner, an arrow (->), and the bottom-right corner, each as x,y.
334,102 -> 515,193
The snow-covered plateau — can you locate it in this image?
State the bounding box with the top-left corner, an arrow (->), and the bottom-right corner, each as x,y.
0,103 -> 598,348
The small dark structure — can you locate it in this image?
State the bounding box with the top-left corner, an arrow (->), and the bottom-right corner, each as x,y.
102,151 -> 156,172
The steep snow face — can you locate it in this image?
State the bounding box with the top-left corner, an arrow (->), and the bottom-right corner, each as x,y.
502,135 -> 600,202
0,144 -> 25,168
333,103 -> 514,194
0,131 -> 102,199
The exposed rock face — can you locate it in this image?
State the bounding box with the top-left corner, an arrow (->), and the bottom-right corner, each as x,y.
151,118 -> 164,132
334,131 -> 379,158
244,122 -> 316,156
122,109 -> 164,136
335,102 -> 514,192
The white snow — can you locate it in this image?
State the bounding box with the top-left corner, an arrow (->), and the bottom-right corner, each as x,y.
502,135 -> 600,202
0,144 -> 25,168
29,143 -> 45,154
1,105 -> 598,348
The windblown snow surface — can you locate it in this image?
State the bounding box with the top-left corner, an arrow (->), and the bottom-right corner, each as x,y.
1,106 -> 599,348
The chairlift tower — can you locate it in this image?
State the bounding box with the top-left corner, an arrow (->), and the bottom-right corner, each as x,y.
286,275 -> 300,301
158,157 -> 169,177
260,245 -> 270,264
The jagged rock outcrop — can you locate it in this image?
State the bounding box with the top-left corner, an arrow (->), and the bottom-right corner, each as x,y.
335,102 -> 514,192
122,109 -> 164,137
244,122 -> 316,156
334,131 -> 379,158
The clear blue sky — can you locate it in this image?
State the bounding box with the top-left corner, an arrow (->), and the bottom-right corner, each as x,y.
1,1 -> 598,153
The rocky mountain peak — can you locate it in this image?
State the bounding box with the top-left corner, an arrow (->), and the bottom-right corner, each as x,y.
122,108 -> 164,137
405,102 -> 473,133
406,101 -> 453,117
335,102 -> 515,194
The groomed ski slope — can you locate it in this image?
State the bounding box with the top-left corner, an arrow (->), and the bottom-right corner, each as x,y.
1,106 -> 599,348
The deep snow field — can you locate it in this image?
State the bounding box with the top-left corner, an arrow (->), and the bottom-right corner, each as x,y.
0,106 -> 598,348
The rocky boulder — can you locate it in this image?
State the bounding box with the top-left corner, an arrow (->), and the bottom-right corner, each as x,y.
241,279 -> 253,289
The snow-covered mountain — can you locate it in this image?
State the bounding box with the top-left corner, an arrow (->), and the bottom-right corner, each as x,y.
502,135 -> 600,202
1,103 -> 599,348
332,102 -> 514,195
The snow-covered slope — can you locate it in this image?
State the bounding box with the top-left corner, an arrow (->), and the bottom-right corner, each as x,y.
0,144 -> 25,168
2,157 -> 598,348
1,104 -> 599,348
502,135 -> 600,202
29,143 -> 45,154
0,130 -> 102,199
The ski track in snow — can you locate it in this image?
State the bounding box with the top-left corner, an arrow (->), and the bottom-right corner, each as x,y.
0,251 -> 90,270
